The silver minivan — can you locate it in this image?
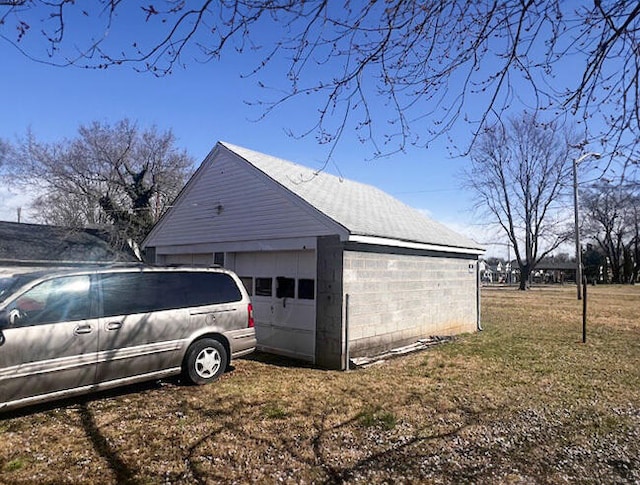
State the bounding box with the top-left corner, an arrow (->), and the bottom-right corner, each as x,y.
0,266 -> 256,412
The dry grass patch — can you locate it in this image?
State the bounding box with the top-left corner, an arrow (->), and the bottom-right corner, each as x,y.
1,285 -> 639,483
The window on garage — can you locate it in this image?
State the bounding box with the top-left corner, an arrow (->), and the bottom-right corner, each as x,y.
276,277 -> 295,298
255,277 -> 273,297
298,279 -> 315,300
239,276 -> 253,296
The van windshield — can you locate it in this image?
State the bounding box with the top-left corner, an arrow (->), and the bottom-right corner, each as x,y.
0,273 -> 42,304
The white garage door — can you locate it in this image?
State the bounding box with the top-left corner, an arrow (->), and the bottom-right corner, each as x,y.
234,251 -> 316,362
162,253 -> 213,266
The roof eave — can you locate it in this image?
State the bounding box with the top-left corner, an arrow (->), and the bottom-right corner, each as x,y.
348,235 -> 485,255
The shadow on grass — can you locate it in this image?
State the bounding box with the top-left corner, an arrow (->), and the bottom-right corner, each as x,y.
172,373 -> 494,484
0,358 -> 250,420
0,379 -> 173,421
78,402 -> 137,484
243,350 -> 317,369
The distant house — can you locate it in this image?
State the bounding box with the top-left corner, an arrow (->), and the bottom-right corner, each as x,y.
0,221 -> 139,274
533,258 -> 577,284
143,142 -> 484,369
479,260 -> 494,283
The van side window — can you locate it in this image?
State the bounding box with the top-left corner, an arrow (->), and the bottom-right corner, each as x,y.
100,271 -> 243,317
6,275 -> 92,327
101,273 -> 150,316
184,273 -> 242,305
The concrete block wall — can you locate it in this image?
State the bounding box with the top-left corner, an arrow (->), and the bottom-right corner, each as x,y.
343,249 -> 478,357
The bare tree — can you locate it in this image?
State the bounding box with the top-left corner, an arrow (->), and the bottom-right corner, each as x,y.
9,119 -> 194,248
630,197 -> 640,283
583,181 -> 639,283
1,1 -> 638,160
466,114 -> 579,290
0,138 -> 8,170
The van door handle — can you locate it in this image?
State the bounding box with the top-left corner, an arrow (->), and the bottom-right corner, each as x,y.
74,324 -> 92,335
106,322 -> 122,331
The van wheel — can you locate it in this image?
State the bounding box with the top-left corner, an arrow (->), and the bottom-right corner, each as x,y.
183,338 -> 227,385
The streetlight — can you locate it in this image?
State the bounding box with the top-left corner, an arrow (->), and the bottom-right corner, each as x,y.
573,151 -> 600,300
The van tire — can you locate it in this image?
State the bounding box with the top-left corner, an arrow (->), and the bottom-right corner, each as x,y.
183,338 -> 227,385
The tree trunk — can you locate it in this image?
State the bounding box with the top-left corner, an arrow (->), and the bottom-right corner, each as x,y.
623,247 -> 634,284
519,265 -> 530,290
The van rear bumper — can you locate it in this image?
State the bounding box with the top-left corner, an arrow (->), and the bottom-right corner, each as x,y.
227,328 -> 257,359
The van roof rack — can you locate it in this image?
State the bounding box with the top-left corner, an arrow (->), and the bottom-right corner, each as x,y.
160,264 -> 224,269
95,262 -> 149,268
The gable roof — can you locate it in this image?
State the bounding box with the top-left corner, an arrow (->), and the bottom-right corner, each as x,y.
0,221 -> 139,266
219,142 -> 482,252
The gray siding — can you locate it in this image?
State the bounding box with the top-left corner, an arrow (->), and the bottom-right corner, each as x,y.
146,149 -> 341,248
343,249 -> 478,357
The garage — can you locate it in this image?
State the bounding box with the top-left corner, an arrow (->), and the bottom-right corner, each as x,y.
143,141 -> 484,369
234,250 -> 316,361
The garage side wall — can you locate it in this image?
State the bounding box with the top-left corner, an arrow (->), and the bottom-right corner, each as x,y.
343,247 -> 478,357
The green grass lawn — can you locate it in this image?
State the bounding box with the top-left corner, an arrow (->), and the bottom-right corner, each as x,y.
1,285 -> 639,484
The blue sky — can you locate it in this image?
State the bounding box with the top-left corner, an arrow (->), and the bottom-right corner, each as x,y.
0,29 -> 486,243
1,4 -> 608,258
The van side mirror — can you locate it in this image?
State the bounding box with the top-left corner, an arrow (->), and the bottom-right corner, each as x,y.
0,309 -> 22,329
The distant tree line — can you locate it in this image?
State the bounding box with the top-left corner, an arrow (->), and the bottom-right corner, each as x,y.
467,113 -> 581,290
582,182 -> 640,284
469,113 -> 639,287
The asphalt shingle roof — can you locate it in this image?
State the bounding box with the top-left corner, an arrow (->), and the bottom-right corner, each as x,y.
222,142 -> 482,251
0,221 -> 138,263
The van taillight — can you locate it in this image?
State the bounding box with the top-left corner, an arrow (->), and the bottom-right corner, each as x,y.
248,303 -> 255,328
